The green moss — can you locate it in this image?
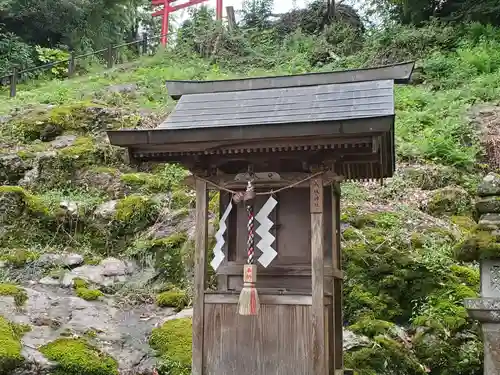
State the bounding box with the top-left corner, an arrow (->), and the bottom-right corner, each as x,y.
76,288 -> 103,301
450,264 -> 480,287
343,227 -> 362,241
0,186 -> 49,216
426,187 -> 472,216
73,278 -> 89,289
150,318 -> 192,375
451,215 -> 477,232
59,137 -> 97,158
0,316 -> 30,372
345,335 -> 426,375
130,232 -> 188,285
454,230 -> 500,262
40,338 -> 118,375
114,195 -> 157,223
9,102 -> 114,143
120,172 -> 168,193
0,284 -> 28,307
156,290 -> 188,311
171,190 -> 194,210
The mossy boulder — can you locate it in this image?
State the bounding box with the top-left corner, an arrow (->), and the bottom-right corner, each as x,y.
0,154 -> 30,185
131,232 -> 188,285
454,229 -> 500,262
425,187 -> 472,216
40,338 -> 118,375
156,289 -> 189,311
0,316 -> 30,373
1,248 -> 40,268
8,102 -> 136,143
476,196 -> 500,214
397,163 -> 463,190
0,186 -> 48,222
120,172 -> 169,194
150,318 -> 192,375
478,172 -> 500,197
0,284 -> 28,306
345,335 -> 427,375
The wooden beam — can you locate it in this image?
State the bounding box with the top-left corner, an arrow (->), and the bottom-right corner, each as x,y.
192,178 -> 208,375
332,182 -> 343,371
164,61 -> 415,99
311,175 -> 327,375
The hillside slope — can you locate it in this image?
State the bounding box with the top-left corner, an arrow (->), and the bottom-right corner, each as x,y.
0,23 -> 497,375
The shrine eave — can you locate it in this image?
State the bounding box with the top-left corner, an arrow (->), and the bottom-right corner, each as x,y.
165,61 -> 415,99
107,116 -> 393,154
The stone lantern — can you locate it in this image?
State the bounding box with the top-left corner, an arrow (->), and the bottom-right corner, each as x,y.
464,172 -> 500,374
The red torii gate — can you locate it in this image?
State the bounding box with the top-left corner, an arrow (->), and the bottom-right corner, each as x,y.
152,0 -> 223,46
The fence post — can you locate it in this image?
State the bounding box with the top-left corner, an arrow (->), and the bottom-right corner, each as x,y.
107,44 -> 114,69
10,67 -> 18,98
142,33 -> 148,55
68,52 -> 76,77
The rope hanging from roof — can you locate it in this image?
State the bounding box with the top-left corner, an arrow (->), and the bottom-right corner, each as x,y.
194,170 -> 326,197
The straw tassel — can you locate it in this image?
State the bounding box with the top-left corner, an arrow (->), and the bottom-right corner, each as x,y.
238,182 -> 260,316
238,264 -> 259,315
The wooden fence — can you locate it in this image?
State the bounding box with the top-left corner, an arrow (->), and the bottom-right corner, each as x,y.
1,32 -> 166,98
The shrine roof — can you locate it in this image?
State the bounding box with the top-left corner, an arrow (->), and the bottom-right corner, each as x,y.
159,79 -> 395,130
106,62 -> 414,165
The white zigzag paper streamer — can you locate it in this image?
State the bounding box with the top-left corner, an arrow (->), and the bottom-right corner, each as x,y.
256,196 -> 278,268
210,200 -> 233,271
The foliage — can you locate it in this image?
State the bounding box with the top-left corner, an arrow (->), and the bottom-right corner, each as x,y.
40,338 -> 118,375
0,29 -> 35,77
35,46 -> 70,79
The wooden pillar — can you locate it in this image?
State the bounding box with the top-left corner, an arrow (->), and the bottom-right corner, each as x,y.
311,176 -> 326,375
192,178 -> 208,375
332,183 -> 344,371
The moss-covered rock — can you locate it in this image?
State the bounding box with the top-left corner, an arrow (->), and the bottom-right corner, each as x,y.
478,172 -> 500,197
76,287 -> 103,301
9,102 -> 135,143
73,277 -> 89,289
40,338 -> 118,375
454,229 -> 500,261
1,248 -> 40,268
0,186 -> 49,221
0,283 -> 28,306
131,232 -> 188,285
425,187 -> 472,216
150,318 -> 192,375
114,195 -> 158,226
120,172 -> 169,193
156,289 -> 188,311
345,335 -> 427,375
0,316 -> 30,373
476,196 -> 500,214
0,154 -> 30,185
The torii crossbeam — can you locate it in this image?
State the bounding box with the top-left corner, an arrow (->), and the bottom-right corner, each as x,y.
152,0 -> 223,46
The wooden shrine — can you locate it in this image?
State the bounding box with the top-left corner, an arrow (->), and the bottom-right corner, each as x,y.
107,61 -> 414,375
